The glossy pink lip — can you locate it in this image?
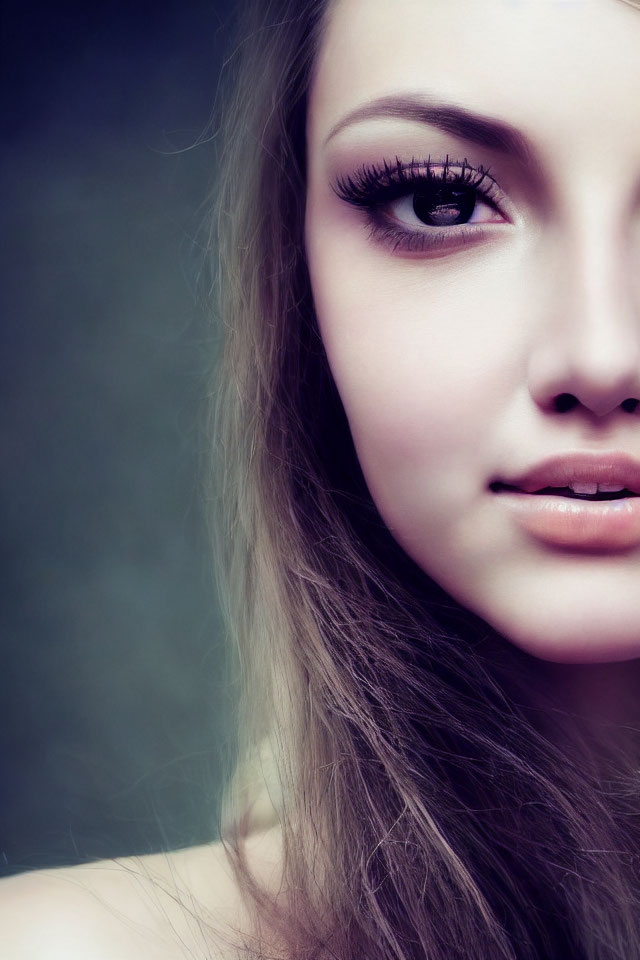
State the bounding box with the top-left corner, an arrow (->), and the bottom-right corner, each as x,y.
492,452 -> 640,550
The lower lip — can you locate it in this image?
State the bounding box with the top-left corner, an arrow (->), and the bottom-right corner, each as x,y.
497,491 -> 640,549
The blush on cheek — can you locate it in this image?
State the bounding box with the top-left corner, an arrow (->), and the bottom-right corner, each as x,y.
347,400 -> 431,474
344,373 -> 480,475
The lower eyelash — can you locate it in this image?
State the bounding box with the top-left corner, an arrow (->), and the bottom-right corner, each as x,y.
333,155 -> 505,254
369,221 -> 488,254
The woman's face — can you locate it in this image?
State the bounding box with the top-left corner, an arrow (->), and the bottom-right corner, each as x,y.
305,0 -> 640,664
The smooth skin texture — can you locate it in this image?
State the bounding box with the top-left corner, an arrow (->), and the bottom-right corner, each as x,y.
305,0 -> 640,669
0,756 -> 282,958
0,821 -> 283,959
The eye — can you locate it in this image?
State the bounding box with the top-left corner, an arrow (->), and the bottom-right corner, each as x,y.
389,182 -> 505,230
333,156 -> 511,254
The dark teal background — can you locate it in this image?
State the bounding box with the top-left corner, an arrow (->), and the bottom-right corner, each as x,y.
1,0 -> 236,874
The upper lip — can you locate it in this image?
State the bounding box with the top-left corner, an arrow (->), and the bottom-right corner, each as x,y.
494,451 -> 640,494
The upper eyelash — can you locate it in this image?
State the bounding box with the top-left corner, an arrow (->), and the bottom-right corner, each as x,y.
332,154 -> 502,209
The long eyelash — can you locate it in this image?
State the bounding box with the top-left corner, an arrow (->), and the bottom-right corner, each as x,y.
333,154 -> 499,207
332,155 -> 504,253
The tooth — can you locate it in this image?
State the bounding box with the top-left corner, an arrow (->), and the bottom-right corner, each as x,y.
598,483 -> 625,493
569,482 -> 598,494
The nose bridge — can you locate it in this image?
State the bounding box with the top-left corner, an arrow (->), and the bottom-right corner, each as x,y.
528,195 -> 640,417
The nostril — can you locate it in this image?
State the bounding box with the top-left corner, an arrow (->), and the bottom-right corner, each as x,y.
553,393 -> 578,413
551,394 -> 639,414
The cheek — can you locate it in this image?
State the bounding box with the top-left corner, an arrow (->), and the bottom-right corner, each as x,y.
308,241 -> 525,514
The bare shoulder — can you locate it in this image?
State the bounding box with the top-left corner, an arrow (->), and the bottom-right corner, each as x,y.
0,826 -> 283,960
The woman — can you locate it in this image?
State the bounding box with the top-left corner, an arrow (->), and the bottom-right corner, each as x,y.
3,0 -> 640,957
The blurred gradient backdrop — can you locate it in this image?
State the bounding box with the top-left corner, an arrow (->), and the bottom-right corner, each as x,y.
1,0 -> 236,874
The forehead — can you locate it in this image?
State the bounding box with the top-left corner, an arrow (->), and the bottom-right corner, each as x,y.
309,0 -> 640,156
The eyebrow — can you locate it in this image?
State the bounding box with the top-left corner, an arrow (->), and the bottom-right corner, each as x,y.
323,93 -> 538,168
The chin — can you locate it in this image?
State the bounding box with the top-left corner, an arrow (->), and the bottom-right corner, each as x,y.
493,612 -> 640,665
454,563 -> 640,666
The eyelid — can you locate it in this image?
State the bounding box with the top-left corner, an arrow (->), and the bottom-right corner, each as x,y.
332,155 -> 516,255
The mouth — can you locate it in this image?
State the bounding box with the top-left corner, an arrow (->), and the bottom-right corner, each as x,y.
489,482 -> 640,502
490,452 -> 640,500
489,454 -> 640,549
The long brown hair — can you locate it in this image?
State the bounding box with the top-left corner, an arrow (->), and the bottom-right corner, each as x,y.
209,2 -> 640,957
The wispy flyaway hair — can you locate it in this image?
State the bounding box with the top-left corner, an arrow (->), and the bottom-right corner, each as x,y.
209,2 -> 640,958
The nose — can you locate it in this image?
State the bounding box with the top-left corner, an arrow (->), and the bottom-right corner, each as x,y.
527,222 -> 640,418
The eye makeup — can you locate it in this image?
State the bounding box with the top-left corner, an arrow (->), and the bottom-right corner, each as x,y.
332,154 -> 511,255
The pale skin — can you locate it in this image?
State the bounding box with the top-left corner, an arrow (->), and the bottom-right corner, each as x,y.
3,0 -> 640,955
306,0 -> 640,720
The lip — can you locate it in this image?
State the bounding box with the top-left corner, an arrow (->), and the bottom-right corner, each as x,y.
492,451 -> 640,550
496,451 -> 640,495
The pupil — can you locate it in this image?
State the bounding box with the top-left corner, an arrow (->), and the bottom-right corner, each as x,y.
412,186 -> 476,227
